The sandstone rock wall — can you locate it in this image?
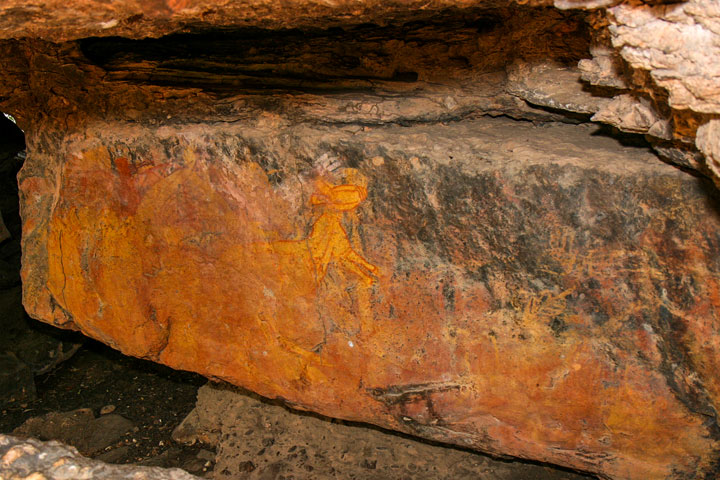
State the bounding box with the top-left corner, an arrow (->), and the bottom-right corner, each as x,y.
18,116 -> 720,479
1,1 -> 720,479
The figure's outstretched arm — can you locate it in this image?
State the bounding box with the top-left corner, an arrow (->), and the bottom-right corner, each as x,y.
341,249 -> 379,285
345,249 -> 378,274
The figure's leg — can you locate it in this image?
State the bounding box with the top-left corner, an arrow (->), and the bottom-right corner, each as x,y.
312,238 -> 336,283
308,215 -> 341,283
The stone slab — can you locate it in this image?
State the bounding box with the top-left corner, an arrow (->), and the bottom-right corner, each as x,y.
19,117 -> 720,479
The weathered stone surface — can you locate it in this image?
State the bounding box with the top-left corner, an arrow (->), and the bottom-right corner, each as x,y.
649,143 -> 706,173
506,60 -> 611,114
0,0 -> 718,184
607,0 -> 720,115
591,94 -> 672,140
546,0 -> 720,184
13,409 -> 136,456
697,120 -> 720,181
0,114 -> 83,407
0,5 -> 591,132
0,0 -> 556,42
3,1 -> 720,479
553,0 -> 618,10
578,45 -> 629,90
174,382 -> 589,480
18,116 -> 720,479
0,434 -> 199,480
583,0 -> 720,181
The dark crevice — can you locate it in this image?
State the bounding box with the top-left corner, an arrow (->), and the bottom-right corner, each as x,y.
77,8 -> 587,95
0,113 -> 25,257
517,102 -> 595,125
79,22 -> 481,93
588,124 -> 653,149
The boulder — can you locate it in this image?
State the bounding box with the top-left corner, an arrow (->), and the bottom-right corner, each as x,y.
0,434 -> 199,480
173,382 -> 588,479
2,1 -> 720,479
12,409 -> 136,456
18,116 -> 720,479
506,60 -> 611,115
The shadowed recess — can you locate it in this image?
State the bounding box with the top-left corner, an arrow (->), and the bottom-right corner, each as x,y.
78,9 -> 586,94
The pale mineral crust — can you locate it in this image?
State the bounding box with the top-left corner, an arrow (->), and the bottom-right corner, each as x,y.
0,434 -> 199,480
696,119 -> 720,178
554,1 -> 619,9
571,0 -> 720,182
608,0 -> 720,115
578,45 -> 629,89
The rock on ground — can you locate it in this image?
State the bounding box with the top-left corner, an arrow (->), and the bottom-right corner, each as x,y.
506,60 -> 611,115
174,382 -> 592,480
13,409 -> 135,456
0,434 -> 200,480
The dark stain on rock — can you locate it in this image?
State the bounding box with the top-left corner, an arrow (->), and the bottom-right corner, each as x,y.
590,311 -> 609,326
652,305 -> 720,441
442,281 -> 455,313
549,316 -> 568,336
370,160 -> 439,251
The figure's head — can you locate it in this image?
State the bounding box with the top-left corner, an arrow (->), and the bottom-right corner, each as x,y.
312,184 -> 367,211
311,167 -> 368,211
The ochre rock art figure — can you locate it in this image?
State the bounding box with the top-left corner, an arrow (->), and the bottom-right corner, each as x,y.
274,173 -> 379,286
220,165 -> 379,357
236,167 -> 379,288
41,141 -> 720,479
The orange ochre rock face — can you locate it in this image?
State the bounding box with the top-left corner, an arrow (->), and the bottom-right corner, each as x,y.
20,121 -> 720,479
